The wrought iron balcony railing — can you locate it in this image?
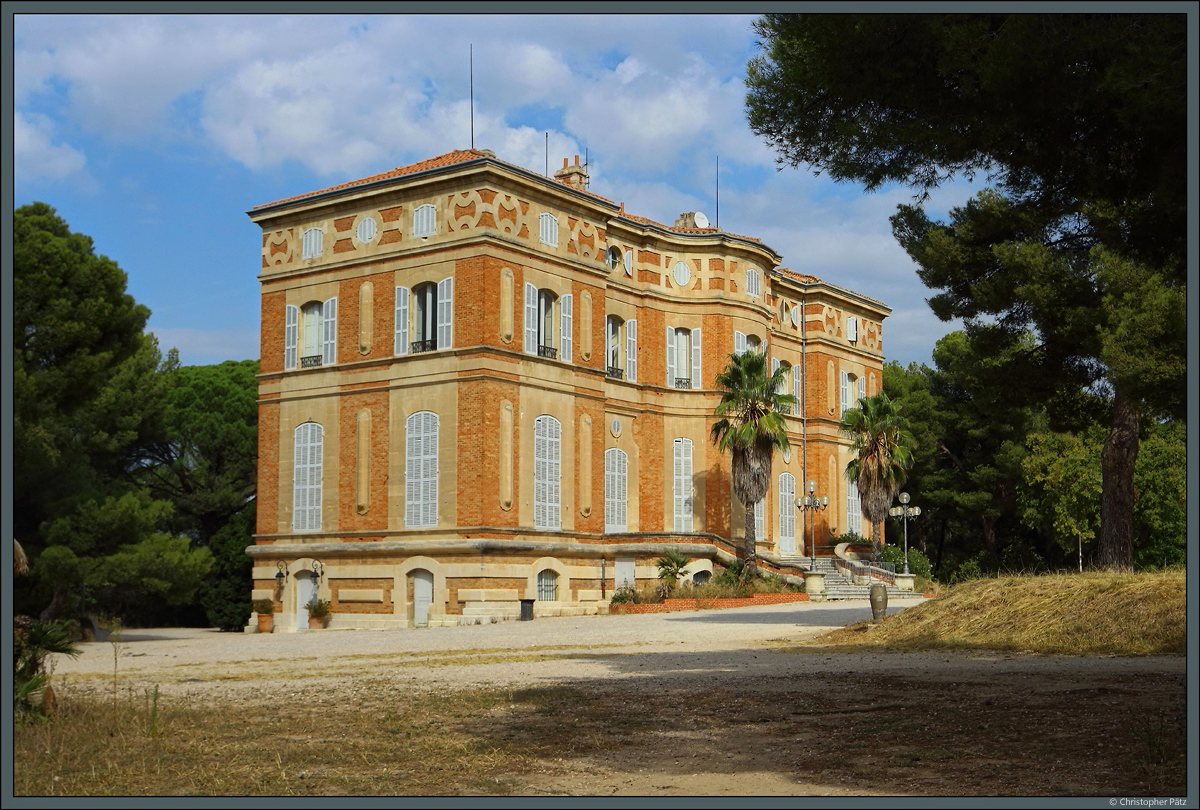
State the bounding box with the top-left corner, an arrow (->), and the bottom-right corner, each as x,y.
537,345 -> 558,360
673,377 -> 692,389
606,366 -> 623,380
300,355 -> 323,368
410,339 -> 437,354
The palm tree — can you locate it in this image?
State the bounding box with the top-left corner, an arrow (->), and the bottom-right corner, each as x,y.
711,351 -> 795,581
655,548 -> 692,597
840,391 -> 916,560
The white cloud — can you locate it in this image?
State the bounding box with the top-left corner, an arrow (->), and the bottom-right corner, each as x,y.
13,112 -> 87,182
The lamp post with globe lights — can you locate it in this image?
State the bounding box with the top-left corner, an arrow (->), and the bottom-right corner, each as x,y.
888,492 -> 921,586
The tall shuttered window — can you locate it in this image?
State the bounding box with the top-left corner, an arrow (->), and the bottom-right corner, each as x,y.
559,294 -> 573,362
667,327 -> 701,389
534,416 -> 561,530
779,473 -> 796,554
673,438 -> 693,532
395,279 -> 452,355
286,298 -> 336,369
847,479 -> 862,535
405,411 -> 438,528
605,448 -> 628,533
292,422 -> 323,532
754,499 -> 765,541
747,266 -> 760,297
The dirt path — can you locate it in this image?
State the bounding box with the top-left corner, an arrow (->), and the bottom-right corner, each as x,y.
46,603 -> 1187,796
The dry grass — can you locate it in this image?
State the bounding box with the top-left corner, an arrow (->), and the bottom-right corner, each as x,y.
813,570 -> 1186,655
14,683 -> 533,796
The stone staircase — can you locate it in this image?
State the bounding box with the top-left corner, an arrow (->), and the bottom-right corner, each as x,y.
779,556 -> 924,600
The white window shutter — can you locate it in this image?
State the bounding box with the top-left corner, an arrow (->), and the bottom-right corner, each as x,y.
605,448 -> 627,533
414,204 -> 435,238
285,305 -> 298,369
666,327 -> 676,386
755,499 -> 765,541
395,287 -> 409,355
691,328 -> 702,389
626,319 -> 637,382
858,374 -> 866,408
405,411 -> 438,528
840,370 -> 850,418
524,283 -> 538,355
793,363 -> 801,410
293,422 -> 323,532
560,294 -> 572,362
734,331 -> 746,356
623,250 -> 633,276
534,416 -> 561,530
779,474 -> 795,551
322,297 -> 337,365
437,277 -> 453,349
674,438 -> 693,532
847,316 -> 858,343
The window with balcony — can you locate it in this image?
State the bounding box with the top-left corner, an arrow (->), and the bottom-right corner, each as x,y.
605,315 -> 637,381
394,279 -> 452,355
285,298 -> 337,370
667,327 -> 701,389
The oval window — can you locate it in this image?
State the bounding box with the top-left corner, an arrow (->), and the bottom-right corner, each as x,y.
356,217 -> 378,245
672,260 -> 691,287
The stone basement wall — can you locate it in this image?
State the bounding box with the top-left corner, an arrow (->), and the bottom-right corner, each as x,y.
608,592 -> 809,614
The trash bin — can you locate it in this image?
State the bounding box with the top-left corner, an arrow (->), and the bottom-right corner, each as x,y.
519,598 -> 535,621
869,583 -> 888,623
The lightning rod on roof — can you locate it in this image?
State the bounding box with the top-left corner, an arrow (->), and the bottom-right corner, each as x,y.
716,155 -> 720,229
545,132 -> 549,176
470,44 -> 474,149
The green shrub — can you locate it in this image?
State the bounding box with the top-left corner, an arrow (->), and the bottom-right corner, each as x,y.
880,544 -> 933,580
251,598 -> 274,614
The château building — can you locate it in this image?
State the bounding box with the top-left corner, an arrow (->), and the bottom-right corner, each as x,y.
247,149 -> 889,630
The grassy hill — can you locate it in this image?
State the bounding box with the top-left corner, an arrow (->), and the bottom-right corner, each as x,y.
815,570 -> 1186,655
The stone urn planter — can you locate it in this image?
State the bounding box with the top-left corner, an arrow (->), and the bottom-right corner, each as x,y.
805,572 -> 826,602
894,573 -> 916,592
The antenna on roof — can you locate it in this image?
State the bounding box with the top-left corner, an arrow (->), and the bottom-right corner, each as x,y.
716,155 -> 720,229
470,44 -> 474,149
584,147 -> 590,190
545,132 -> 549,176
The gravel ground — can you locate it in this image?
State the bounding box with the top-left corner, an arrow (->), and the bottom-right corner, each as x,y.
41,598 -> 1187,797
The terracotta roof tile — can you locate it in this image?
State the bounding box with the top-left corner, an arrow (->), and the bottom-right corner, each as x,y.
254,149 -> 495,209
775,267 -> 888,308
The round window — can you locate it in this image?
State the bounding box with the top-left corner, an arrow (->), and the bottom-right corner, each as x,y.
606,246 -> 622,271
672,260 -> 691,288
356,216 -> 377,245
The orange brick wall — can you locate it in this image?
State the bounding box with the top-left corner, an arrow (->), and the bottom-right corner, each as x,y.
260,289 -> 286,374
257,400 -> 280,536
456,377 -> 522,528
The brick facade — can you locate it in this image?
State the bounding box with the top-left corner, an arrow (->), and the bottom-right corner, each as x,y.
247,149 -> 889,631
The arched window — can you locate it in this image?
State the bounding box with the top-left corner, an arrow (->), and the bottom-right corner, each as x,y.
605,448 -> 628,533
395,278 -> 452,355
405,411 -> 438,528
524,284 -> 572,362
293,422 -> 323,532
605,314 -> 637,381
286,298 -> 337,369
537,569 -> 558,601
692,570 -> 711,586
772,359 -> 792,414
746,266 -> 760,297
534,416 -> 561,530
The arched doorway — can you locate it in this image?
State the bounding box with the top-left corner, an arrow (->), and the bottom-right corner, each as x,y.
295,571 -> 317,631
411,569 -> 433,627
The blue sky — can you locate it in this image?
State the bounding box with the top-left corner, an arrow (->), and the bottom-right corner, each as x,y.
13,12 -> 971,368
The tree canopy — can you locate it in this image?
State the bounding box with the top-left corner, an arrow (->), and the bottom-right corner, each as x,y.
746,13 -> 1187,571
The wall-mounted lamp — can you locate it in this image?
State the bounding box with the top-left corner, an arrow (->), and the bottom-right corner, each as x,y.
275,561 -> 289,588
310,559 -> 325,583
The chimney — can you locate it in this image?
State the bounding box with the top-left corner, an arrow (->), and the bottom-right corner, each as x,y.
554,154 -> 589,190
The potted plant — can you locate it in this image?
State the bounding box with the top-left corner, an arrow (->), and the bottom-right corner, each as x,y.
305,598 -> 332,629
252,599 -> 275,634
